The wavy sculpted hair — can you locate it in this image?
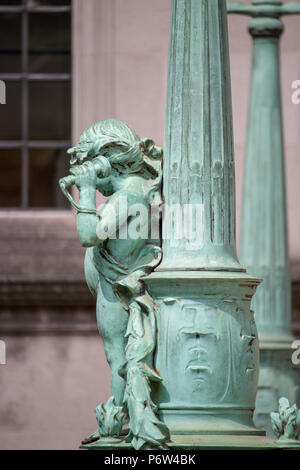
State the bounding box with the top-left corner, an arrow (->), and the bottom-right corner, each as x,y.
67,119 -> 162,182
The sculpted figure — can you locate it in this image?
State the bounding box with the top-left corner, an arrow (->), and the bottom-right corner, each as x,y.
59,119 -> 170,450
271,397 -> 300,441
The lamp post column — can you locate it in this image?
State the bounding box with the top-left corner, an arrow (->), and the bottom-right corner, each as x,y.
146,0 -> 262,437
228,0 -> 300,435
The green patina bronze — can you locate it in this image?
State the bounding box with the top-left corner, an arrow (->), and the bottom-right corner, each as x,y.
145,0 -> 261,439
60,119 -> 169,449
59,0 -> 300,449
271,397 -> 300,443
228,0 -> 300,436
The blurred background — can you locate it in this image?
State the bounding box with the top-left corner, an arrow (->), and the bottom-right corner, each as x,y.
0,0 -> 299,450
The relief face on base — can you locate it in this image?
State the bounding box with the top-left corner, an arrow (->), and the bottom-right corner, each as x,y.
59,119 -> 170,450
153,296 -> 258,409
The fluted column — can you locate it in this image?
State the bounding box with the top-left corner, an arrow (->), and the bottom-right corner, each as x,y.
228,0 -> 300,435
159,0 -> 241,271
146,0 -> 262,438
241,17 -> 290,343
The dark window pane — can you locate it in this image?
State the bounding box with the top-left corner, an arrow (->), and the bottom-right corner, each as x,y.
32,0 -> 71,5
29,12 -> 70,51
0,150 -> 21,207
29,81 -> 71,140
0,53 -> 21,73
29,51 -> 71,73
29,148 -> 69,207
0,1 -> 22,5
0,81 -> 21,139
28,9 -> 71,73
0,13 -> 22,73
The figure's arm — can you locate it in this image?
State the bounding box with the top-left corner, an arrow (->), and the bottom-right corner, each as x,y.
70,162 -> 134,247
70,162 -> 100,247
77,190 -> 99,247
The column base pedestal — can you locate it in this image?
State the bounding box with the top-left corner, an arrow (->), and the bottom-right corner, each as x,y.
81,434 -> 300,450
158,407 -> 263,435
144,270 -> 261,438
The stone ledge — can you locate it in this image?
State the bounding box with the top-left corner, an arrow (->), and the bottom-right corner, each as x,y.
0,281 -> 94,307
0,307 -> 97,335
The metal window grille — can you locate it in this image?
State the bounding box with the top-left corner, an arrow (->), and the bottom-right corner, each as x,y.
0,0 -> 72,208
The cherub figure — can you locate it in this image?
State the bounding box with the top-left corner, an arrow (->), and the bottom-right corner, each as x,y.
59,119 -> 169,450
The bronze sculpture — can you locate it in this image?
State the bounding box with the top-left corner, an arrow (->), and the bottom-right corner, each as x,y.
60,118 -> 169,449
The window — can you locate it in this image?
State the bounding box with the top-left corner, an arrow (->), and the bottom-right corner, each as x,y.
0,0 -> 71,208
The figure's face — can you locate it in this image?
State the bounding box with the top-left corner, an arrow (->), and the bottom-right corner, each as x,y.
96,175 -> 114,197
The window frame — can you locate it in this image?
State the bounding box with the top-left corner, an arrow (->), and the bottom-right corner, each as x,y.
0,1 -> 72,209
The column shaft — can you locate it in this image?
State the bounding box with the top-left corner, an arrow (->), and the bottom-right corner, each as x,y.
240,21 -> 292,344
160,0 -> 241,271
146,0 -> 261,436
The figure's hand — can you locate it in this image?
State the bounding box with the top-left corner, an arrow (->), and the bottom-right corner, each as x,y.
69,161 -> 97,190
